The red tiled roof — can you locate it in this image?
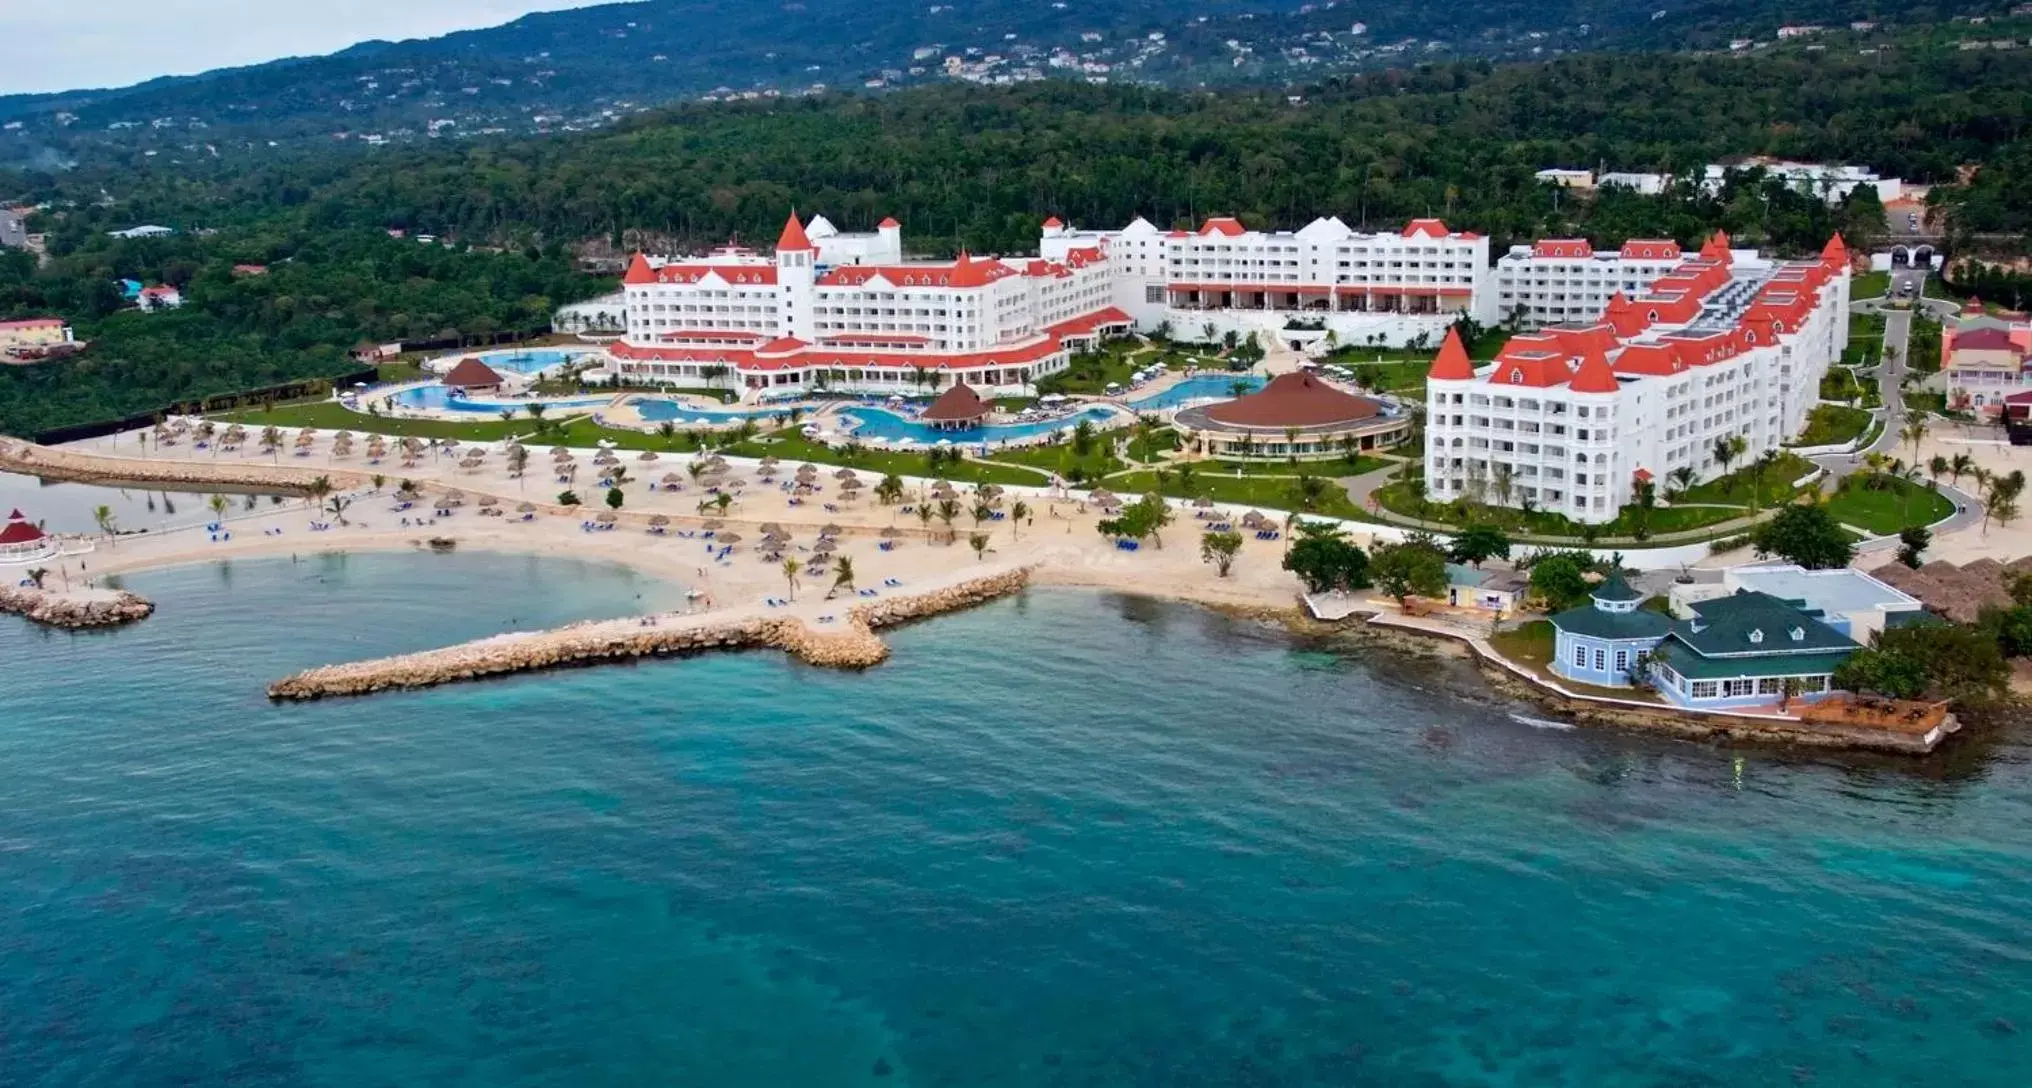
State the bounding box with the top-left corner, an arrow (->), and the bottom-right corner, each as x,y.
0,509 -> 43,546
1401,218 -> 1450,239
1198,216 -> 1246,237
919,382 -> 991,422
777,211 -> 813,252
1203,373 -> 1383,428
1042,216 -> 1064,229
629,263 -> 779,286
442,357 -> 505,388
1428,327 -> 1476,381
1619,239 -> 1680,260
1567,343 -> 1620,393
1951,327 -> 2021,352
1532,239 -> 1592,259
0,317 -> 65,330
1611,343 -> 1686,377
878,217 -> 901,229
1044,306 -> 1132,337
623,252 -> 655,284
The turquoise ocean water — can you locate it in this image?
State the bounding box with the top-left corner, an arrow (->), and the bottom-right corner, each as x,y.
5,552 -> 2032,1086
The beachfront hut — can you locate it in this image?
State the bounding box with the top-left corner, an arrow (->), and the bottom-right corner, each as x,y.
442,357 -> 506,393
0,509 -> 55,562
919,383 -> 990,431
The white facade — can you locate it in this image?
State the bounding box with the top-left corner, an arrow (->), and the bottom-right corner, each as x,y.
607,213 -> 1129,396
1424,234 -> 1853,524
1039,214 -> 1494,346
1492,238 -> 1689,327
1701,161 -> 1902,205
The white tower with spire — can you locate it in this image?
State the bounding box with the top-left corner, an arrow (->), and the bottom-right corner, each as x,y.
775,210 -> 817,342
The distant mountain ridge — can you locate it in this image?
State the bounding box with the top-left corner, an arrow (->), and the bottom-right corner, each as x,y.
0,0 -> 2002,162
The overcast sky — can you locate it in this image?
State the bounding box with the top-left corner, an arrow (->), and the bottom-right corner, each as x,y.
0,1 -> 618,96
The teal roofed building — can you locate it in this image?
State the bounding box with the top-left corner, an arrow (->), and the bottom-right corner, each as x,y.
1548,571 -> 1672,688
1647,590 -> 1861,710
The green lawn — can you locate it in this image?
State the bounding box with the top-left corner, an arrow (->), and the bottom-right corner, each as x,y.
1035,338 -> 1205,396
1191,455 -> 1391,478
1820,367 -> 1869,401
1111,469 -> 1366,520
1489,620 -> 1555,669
1903,391 -> 1948,417
1824,476 -> 1957,535
986,440 -> 1124,483
1371,477 -> 1752,540
1788,404 -> 1873,448
1853,270 -> 1890,300
374,361 -> 427,384
1672,452 -> 1819,507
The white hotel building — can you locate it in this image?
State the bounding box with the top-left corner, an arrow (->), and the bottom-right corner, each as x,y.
1423,233 -> 1852,524
1491,238 -> 1689,326
609,212 -> 1130,395
1039,214 -> 1494,346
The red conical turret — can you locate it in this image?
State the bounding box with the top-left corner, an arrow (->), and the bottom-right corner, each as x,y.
1821,232 -> 1849,268
777,210 -> 813,252
1429,327 -> 1476,381
1567,343 -> 1619,394
623,252 -> 655,285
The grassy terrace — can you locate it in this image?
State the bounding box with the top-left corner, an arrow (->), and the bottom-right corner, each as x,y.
1110,469 -> 1366,520
1823,477 -> 1957,535
1853,270 -> 1890,300
1670,451 -> 1819,507
1790,404 -> 1874,447
1841,312 -> 1886,366
986,440 -> 1125,482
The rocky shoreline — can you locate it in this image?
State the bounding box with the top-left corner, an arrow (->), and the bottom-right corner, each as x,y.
0,437 -> 331,493
0,585 -> 155,629
267,567 -> 1033,700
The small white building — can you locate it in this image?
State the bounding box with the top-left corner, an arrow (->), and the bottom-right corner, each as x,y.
136,285 -> 183,311
1701,161 -> 1902,205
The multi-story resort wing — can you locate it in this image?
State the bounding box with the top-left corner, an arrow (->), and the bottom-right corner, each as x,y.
1423,232 -> 1852,525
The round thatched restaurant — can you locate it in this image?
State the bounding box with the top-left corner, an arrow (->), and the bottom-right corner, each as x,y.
1173,372 -> 1410,460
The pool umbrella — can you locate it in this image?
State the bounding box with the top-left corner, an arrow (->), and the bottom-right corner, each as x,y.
1241,511 -> 1266,528
459,456 -> 482,470
1089,488 -> 1117,504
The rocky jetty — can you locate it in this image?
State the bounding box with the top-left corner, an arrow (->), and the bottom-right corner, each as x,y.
0,437 -> 338,493
0,585 -> 155,629
267,568 -> 1032,700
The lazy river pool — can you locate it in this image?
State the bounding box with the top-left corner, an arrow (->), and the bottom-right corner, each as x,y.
838,405 -> 1121,445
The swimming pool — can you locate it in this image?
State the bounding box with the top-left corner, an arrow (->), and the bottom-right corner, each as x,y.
463,348 -> 595,376
1127,374 -> 1263,411
387,386 -> 611,413
631,398 -> 784,425
839,406 -> 1120,446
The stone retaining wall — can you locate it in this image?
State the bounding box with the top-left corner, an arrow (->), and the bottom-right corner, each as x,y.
267,567 -> 1033,700
0,585 -> 154,628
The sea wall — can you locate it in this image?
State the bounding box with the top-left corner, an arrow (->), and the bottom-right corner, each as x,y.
267,567 -> 1033,700
0,438 -> 343,494
0,585 -> 155,629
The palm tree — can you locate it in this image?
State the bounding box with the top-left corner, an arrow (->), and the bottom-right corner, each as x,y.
1009,499 -> 1030,538
876,473 -> 905,505
1711,434 -> 1743,490
326,495 -> 352,525
1282,426 -> 1301,465
968,532 -> 990,560
1667,465 -> 1696,499
259,425 -> 282,461
781,557 -> 802,600
829,555 -> 856,598
1950,453 -> 1975,487
25,568 -> 49,590
1901,417 -> 1929,463
713,492 -> 733,517
936,498 -> 960,543
506,444 -> 530,483
915,501 -> 935,538
971,502 -> 993,530
1748,449 -> 1780,511
207,493 -> 229,522
92,505 -> 117,543
1927,454 -> 1949,489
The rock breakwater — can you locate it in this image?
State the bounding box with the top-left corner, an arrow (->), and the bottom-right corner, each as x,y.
0,437 -> 338,494
0,585 -> 155,628
267,567 -> 1033,700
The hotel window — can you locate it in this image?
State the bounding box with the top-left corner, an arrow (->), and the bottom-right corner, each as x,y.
1690,680 -> 1719,699
1723,679 -> 1755,698
1593,649 -> 1606,671
1572,644 -> 1587,668
1757,677 -> 1784,695
1614,650 -> 1629,674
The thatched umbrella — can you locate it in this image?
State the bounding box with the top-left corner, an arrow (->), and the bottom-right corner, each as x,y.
638,451 -> 660,462
702,519 -> 725,530
552,448 -> 575,462
294,431 -> 316,448
980,484 -> 1004,499
833,467 -> 858,481
796,462 -> 817,474
335,429 -> 355,440
761,529 -> 790,544
459,456 -> 483,471
758,456 -> 781,469
715,531 -> 743,546
434,497 -> 457,512
550,446 -> 570,456
759,522 -> 785,535
595,511 -> 618,525
1090,488 -> 1117,504
1240,510 -> 1266,528
516,502 -> 537,514
661,473 -> 685,486
1193,496 -> 1214,508
812,538 -> 838,555
819,523 -> 842,538
879,526 -> 905,540
648,514 -> 671,528
839,478 -> 864,492
401,437 -> 425,453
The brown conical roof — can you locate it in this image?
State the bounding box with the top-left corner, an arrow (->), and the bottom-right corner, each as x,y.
443,357 -> 505,388
1202,373 -> 1382,429
919,382 -> 990,423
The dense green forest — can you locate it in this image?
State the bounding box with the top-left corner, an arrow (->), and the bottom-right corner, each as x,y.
0,233 -> 604,436
4,37 -> 2032,435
